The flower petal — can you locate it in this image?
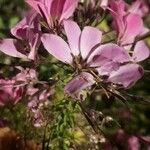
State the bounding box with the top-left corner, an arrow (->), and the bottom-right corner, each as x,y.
97,62 -> 120,76
41,34 -> 72,64
64,72 -> 95,98
63,20 -> 81,56
120,13 -> 143,45
28,30 -> 41,60
50,0 -> 66,19
109,0 -> 126,17
59,0 -> 79,22
132,41 -> 150,62
87,43 -> 130,67
26,0 -> 51,16
109,0 -> 126,36
26,0 -> 53,27
0,39 -> 27,58
11,10 -> 39,39
80,26 -> 102,60
128,0 -> 149,17
108,64 -> 143,88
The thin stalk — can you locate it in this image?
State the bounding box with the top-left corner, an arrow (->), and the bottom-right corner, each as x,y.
78,101 -> 108,138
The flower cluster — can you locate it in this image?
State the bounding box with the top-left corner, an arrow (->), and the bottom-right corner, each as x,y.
0,0 -> 149,100
0,0 -> 150,149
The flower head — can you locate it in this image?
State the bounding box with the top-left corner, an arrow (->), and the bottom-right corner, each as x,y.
26,0 -> 79,29
109,0 -> 148,45
0,79 -> 23,107
41,20 -> 148,97
0,10 -> 41,60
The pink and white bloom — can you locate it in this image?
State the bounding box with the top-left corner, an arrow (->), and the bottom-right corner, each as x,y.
41,20 -> 148,97
0,10 -> 41,60
26,0 -> 79,29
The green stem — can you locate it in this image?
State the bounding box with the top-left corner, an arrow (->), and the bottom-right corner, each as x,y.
78,101 -> 106,137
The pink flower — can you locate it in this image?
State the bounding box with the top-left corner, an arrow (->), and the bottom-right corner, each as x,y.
0,68 -> 39,107
128,0 -> 149,17
0,10 -> 41,60
128,136 -> 140,150
109,0 -> 148,45
26,80 -> 51,127
0,79 -> 23,107
26,0 -> 79,29
107,41 -> 149,87
41,20 -> 148,97
64,72 -> 95,98
27,88 -> 51,110
14,67 -> 37,82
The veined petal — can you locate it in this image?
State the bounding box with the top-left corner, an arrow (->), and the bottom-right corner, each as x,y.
0,39 -> 27,58
44,0 -> 53,14
120,13 -> 143,45
132,41 -> 150,62
11,23 -> 27,40
41,34 -> 72,64
26,0 -> 52,27
50,0 -> 66,19
80,26 -> 102,60
59,0 -> 79,22
108,64 -> 143,88
64,72 -> 95,98
128,0 -> 149,17
87,43 -> 130,67
109,0 -> 126,17
26,0 -> 50,16
97,62 -> 120,76
28,31 -> 41,60
109,0 -> 126,36
128,0 -> 141,14
63,20 -> 81,56
11,10 -> 38,39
